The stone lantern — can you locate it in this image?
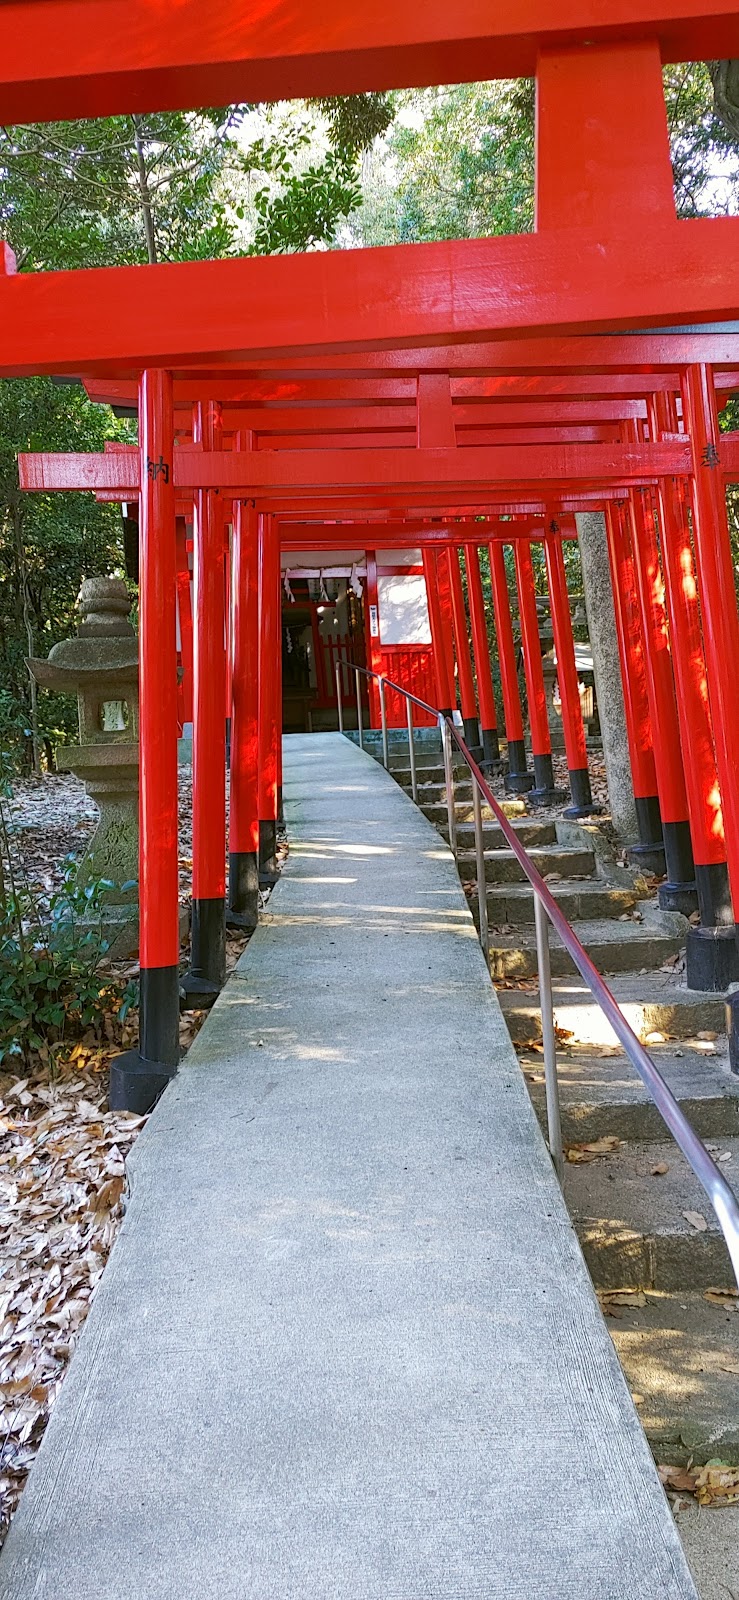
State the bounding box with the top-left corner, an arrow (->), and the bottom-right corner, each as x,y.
28,576 -> 139,954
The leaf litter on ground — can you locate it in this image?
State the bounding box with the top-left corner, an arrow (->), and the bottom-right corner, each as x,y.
660,1461 -> 739,1508
0,1049 -> 146,1542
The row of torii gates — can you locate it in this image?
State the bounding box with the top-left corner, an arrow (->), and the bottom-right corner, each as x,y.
3,2 -> 739,1108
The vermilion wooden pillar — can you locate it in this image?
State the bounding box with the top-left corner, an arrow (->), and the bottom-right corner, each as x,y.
513,540 -> 560,804
422,548 -> 454,716
276,586 -> 284,825
604,503 -> 665,875
649,393 -> 736,990
488,542 -> 533,793
228,497 -> 260,930
110,368 -> 180,1112
627,478 -> 697,914
544,527 -> 596,816
682,364 -> 739,1064
182,399 -> 227,1006
465,545 -> 500,766
258,511 -> 280,881
436,549 -> 458,719
447,545 -> 481,753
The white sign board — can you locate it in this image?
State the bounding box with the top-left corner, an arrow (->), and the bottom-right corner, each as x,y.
376,574 -> 432,646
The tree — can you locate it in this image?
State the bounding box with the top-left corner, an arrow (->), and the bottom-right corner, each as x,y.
0,93 -> 395,767
0,380 -> 129,770
0,94 -> 395,269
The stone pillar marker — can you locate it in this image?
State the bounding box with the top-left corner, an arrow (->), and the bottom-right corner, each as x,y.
575,511 -> 638,841
27,576 -> 140,953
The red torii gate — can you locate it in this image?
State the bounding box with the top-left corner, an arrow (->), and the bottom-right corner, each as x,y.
19,359 -> 737,988
6,1 -> 739,1105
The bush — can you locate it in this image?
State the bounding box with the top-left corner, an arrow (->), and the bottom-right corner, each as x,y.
0,861 -> 136,1066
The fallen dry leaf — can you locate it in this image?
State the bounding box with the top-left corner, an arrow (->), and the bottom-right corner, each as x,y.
565,1135 -> 622,1164
694,1462 -> 739,1507
599,1289 -> 647,1309
651,1162 -> 669,1176
659,1464 -> 699,1493
683,1210 -> 709,1232
704,1287 -> 739,1308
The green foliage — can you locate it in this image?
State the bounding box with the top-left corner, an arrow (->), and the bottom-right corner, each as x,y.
0,109 -> 245,270
252,148 -> 361,254
353,81 -> 535,246
314,93 -> 396,160
665,62 -> 739,216
0,378 -> 127,767
0,856 -> 136,1066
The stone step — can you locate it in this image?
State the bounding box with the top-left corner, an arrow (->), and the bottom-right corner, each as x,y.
606,1290 -> 739,1467
475,879 -> 639,926
566,1135 -> 739,1290
423,799 -> 530,827
414,779 -> 481,805
440,818 -> 557,851
456,843 -> 596,884
443,820 -> 562,851
518,1038 -> 739,1144
390,762 -> 466,786
498,973 -> 728,1047
487,916 -> 685,980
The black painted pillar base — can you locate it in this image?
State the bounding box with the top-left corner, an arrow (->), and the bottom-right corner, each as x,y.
529,752 -> 567,807
462,715 -> 483,761
563,766 -> 601,820
109,965 -> 180,1114
504,737 -> 534,794
658,820 -> 698,916
686,861 -> 739,991
627,794 -> 666,876
688,926 -> 739,991
696,860 -> 734,928
259,818 -> 279,886
181,896 -> 226,1010
480,727 -> 502,771
227,849 -> 259,931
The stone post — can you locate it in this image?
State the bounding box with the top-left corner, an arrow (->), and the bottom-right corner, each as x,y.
575,512 -> 638,841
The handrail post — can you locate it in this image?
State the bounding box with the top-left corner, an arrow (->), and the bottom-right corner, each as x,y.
440,714 -> 457,857
534,895 -> 564,1182
472,774 -> 489,963
379,677 -> 389,769
406,695 -> 417,803
335,660 -> 344,734
355,666 -> 364,750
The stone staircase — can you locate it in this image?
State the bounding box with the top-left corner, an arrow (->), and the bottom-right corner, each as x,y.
354,725 -> 739,1533
410,771 -> 689,987
521,1034 -> 739,1470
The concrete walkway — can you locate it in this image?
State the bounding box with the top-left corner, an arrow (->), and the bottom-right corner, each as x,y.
0,734 -> 696,1598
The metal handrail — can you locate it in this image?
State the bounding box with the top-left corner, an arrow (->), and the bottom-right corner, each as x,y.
336,657 -> 739,1283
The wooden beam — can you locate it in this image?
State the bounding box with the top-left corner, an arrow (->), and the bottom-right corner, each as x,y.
0,0 -> 735,124
4,220 -> 739,376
